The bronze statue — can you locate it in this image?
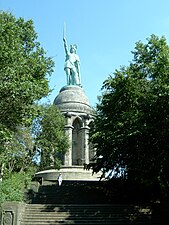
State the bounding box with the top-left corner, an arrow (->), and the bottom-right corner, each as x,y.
63,24 -> 81,86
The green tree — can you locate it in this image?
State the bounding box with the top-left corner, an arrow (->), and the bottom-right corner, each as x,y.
0,11 -> 54,132
0,11 -> 54,175
91,35 -> 169,199
0,127 -> 35,174
34,105 -> 69,170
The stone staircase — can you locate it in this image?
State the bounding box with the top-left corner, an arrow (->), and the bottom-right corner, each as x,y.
20,203 -> 152,225
20,180 -> 152,225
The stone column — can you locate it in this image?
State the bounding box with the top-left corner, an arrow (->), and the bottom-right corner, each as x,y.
81,124 -> 90,165
64,114 -> 73,166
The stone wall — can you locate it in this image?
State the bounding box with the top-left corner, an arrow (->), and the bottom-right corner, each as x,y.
0,202 -> 25,225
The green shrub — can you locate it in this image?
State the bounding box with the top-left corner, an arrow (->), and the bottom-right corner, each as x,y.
0,172 -> 32,203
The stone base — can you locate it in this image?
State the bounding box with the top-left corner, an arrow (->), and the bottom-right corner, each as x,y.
35,166 -> 101,181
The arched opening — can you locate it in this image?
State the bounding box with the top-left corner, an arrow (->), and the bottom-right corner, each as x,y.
72,117 -> 83,165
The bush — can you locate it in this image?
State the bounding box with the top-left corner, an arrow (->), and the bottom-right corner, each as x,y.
0,172 -> 32,203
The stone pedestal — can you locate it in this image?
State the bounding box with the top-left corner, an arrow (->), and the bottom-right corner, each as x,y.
37,85 -> 97,181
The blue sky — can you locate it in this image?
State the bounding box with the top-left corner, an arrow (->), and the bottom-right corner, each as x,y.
1,0 -> 169,107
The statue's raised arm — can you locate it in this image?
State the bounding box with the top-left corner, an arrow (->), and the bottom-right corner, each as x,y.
63,37 -> 69,56
63,26 -> 81,86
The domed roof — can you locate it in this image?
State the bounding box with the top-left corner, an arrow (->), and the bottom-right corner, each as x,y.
53,85 -> 94,115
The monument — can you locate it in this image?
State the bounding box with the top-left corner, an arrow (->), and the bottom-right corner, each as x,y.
36,28 -> 99,181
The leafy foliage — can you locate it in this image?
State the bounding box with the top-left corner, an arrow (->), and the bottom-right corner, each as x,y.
0,171 -> 33,203
0,11 -> 54,132
91,35 -> 169,199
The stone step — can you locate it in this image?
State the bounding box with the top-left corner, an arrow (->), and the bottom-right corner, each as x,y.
20,221 -> 139,225
24,203 -> 151,211
21,219 -> 150,225
24,204 -> 152,215
21,219 -> 151,225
